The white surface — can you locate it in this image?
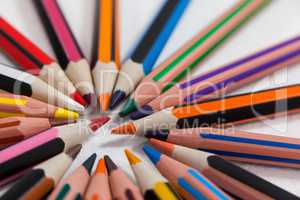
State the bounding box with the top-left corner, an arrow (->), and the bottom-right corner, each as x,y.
1,0 -> 300,196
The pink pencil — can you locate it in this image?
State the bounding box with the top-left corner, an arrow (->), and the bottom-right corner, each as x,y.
34,0 -> 95,104
0,116 -> 109,185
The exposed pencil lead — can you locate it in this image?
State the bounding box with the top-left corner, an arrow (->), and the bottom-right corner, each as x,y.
82,153 -> 97,174
104,155 -> 118,175
66,144 -> 82,159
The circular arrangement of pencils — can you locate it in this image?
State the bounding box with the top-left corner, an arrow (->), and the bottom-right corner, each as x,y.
0,0 -> 300,200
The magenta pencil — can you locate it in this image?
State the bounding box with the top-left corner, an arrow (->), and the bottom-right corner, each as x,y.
33,0 -> 95,104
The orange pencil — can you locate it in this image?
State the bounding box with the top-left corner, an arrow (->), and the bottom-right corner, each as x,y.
113,84 -> 300,134
92,0 -> 120,112
85,158 -> 112,200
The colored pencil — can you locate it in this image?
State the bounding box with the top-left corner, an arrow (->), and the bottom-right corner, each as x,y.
0,145 -> 81,200
0,93 -> 79,119
85,158 -> 112,200
112,84 -> 300,134
120,0 -> 269,116
92,0 -> 120,112
0,117 -> 73,149
130,34 -> 300,119
0,116 -> 109,183
124,149 -> 182,200
0,63 -> 85,112
0,17 -> 86,106
110,0 -> 190,109
48,153 -> 97,200
104,155 -> 144,200
143,144 -> 232,200
33,0 -> 95,104
146,127 -> 300,169
150,139 -> 300,200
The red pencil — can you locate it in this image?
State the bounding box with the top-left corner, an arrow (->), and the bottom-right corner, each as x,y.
0,17 -> 86,105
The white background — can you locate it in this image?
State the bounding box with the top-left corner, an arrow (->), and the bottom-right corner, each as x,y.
1,0 -> 300,196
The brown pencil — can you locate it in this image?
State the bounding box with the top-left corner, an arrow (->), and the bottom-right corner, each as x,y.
0,116 -> 74,149
104,155 -> 143,200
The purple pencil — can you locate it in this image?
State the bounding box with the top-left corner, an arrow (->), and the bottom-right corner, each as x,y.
131,35 -> 300,119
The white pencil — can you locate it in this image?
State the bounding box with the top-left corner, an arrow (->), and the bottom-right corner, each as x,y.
0,63 -> 84,112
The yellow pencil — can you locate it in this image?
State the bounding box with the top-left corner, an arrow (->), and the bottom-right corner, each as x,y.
0,93 -> 79,120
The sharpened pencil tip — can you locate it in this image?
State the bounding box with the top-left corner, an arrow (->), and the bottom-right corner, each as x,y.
83,93 -> 96,106
130,105 -> 153,120
89,116 -> 110,132
95,159 -> 106,174
149,139 -> 174,156
99,93 -> 111,112
143,144 -> 161,165
71,91 -> 87,106
104,155 -> 118,175
54,108 -> 80,120
109,90 -> 126,109
119,98 -> 138,117
49,118 -> 76,126
111,122 -> 136,134
83,153 -> 97,174
66,144 -> 82,159
124,149 -> 141,165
